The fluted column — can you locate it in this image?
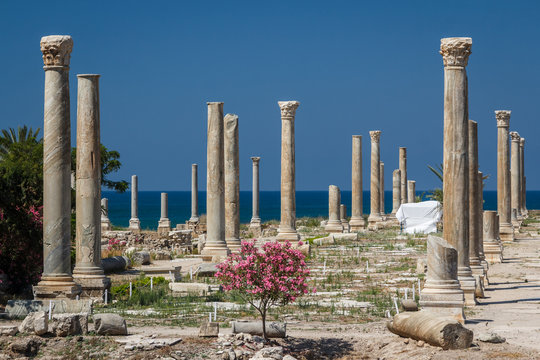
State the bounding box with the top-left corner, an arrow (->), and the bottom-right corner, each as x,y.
349,135 -> 366,230
249,157 -> 261,235
34,35 -> 81,299
189,164 -> 199,223
129,175 -> 141,231
510,132 -> 522,224
391,169 -> 401,217
407,180 -> 416,203
325,185 -> 343,233
224,114 -> 241,252
496,111 -> 514,241
201,102 -> 230,259
520,138 -> 527,216
157,192 -> 171,235
379,162 -> 385,217
101,198 -> 111,232
483,211 -> 503,264
277,101 -> 300,242
368,131 -> 382,229
399,147 -> 408,204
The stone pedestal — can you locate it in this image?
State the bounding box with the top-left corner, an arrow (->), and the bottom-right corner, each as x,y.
101,198 -> 111,232
420,235 -> 465,323
34,35 -> 81,300
483,211 -> 503,264
325,185 -> 344,233
390,169 -> 401,219
72,74 -> 110,298
201,102 -> 230,260
510,131 -> 522,226
349,135 -> 366,231
129,175 -> 141,232
368,131 -> 382,230
276,101 -> 301,242
157,192 -> 171,236
407,180 -> 416,203
249,157 -> 262,236
224,114 -> 241,252
399,147 -> 408,204
340,204 -> 349,232
496,111 -> 514,241
189,164 -> 199,223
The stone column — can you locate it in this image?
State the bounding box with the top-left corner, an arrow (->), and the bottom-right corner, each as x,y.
277,101 -> 300,242
349,135 -> 366,231
520,138 -> 527,216
189,164 -> 199,223
391,169 -> 401,217
72,74 -> 110,297
510,131 -> 522,224
249,157 -> 262,235
380,162 -> 385,217
478,171 -> 488,276
421,37 -> 472,317
129,175 -> 141,231
340,204 -> 349,232
368,131 -> 382,230
157,193 -> 171,235
483,211 -> 503,264
325,185 -> 343,233
201,102 -> 230,259
407,180 -> 416,203
224,114 -> 241,252
496,110 -> 514,241
34,35 -> 81,299
101,198 -> 111,232
399,147 -> 408,204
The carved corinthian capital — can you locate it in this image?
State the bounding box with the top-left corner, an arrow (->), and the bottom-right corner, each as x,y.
440,37 -> 472,67
40,35 -> 73,67
278,101 -> 300,118
369,130 -> 381,143
510,131 -> 521,142
495,110 -> 511,128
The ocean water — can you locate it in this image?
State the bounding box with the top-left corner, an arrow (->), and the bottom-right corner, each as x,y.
103,190 -> 540,230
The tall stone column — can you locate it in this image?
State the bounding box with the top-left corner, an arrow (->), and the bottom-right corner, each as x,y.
520,138 -> 527,216
224,114 -> 241,252
349,135 -> 366,231
421,37 -> 472,318
157,193 -> 171,235
189,164 -> 199,223
277,101 -> 300,242
510,131 -> 522,224
72,74 -> 110,297
399,147 -> 408,204
379,162 -> 385,217
101,198 -> 111,232
368,131 -> 382,230
34,35 -> 81,299
325,185 -> 343,233
478,171 -> 488,276
249,157 -> 262,235
391,169 -> 401,217
496,110 -> 514,241
129,175 -> 141,231
340,204 -> 349,232
201,102 -> 230,259
407,180 -> 416,203
483,211 -> 503,264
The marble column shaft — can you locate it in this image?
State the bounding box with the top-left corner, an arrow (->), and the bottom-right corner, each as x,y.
224,114 -> 241,251
325,185 -> 343,233
250,157 -> 261,224
468,121 -> 482,270
407,180 -> 416,203
129,175 -> 140,230
277,101 -> 300,241
350,135 -> 366,230
510,132 -> 521,219
190,164 -> 199,222
391,169 -> 401,215
483,211 -> 503,264
368,131 -> 382,226
160,192 -> 168,219
379,162 -> 385,216
478,171 -> 488,275
399,147 -> 408,204
520,138 -> 526,215
496,110 -> 513,241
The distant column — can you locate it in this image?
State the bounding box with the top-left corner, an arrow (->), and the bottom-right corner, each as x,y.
189,164 -> 199,223
249,157 -> 262,235
520,138 -> 527,216
325,185 -> 344,233
34,35 -> 81,300
483,211 -> 503,264
478,171 -> 489,276
277,101 -> 300,242
157,193 -> 171,235
391,169 -> 401,217
496,110 -> 514,241
379,162 -> 385,217
101,198 -> 111,232
399,147 -> 408,204
407,180 -> 416,203
349,135 -> 366,231
510,131 -> 522,223
340,204 -> 349,232
224,114 -> 241,252
201,102 -> 230,259
368,130 -> 382,230
129,175 -> 141,231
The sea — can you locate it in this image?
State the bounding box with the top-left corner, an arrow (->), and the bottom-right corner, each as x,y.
103,190 -> 540,230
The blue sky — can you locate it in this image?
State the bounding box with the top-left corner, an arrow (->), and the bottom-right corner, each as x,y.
0,1 -> 538,191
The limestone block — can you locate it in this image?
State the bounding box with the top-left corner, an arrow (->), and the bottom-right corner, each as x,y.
33,311 -> 48,335
93,313 -> 128,335
0,325 -> 18,336
7,300 -> 92,319
199,321 -> 219,337
169,282 -> 221,296
50,313 -> 87,336
251,346 -> 284,359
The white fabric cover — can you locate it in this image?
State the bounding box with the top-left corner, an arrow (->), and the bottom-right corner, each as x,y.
395,201 -> 442,234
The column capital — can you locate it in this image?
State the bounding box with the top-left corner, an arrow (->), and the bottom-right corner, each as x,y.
278,101 -> 300,117
352,135 -> 362,140
369,130 -> 381,143
251,156 -> 261,164
41,35 -> 73,68
510,131 -> 521,142
495,110 -> 511,128
440,37 -> 472,67
520,137 -> 525,146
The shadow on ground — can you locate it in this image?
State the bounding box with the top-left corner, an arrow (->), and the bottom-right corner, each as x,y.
283,337 -> 354,359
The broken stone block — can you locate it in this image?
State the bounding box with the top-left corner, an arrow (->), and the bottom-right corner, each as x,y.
93,313 -> 127,335
33,311 -> 48,335
0,325 -> 18,336
9,337 -> 41,357
199,321 -> 219,337
251,346 -> 283,360
50,313 -> 88,336
477,332 -> 506,343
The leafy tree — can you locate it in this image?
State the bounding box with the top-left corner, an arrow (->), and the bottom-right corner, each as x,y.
0,126 -> 42,159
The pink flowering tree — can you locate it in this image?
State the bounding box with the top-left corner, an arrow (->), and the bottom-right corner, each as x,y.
215,240 -> 311,339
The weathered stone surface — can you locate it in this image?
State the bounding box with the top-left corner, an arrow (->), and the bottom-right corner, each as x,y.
190,164 -> 199,222
250,157 -> 262,234
101,256 -> 130,273
157,193 -> 172,235
196,263 -> 219,277
169,282 -> 221,296
93,313 -> 128,335
9,337 -> 41,356
368,130 -> 382,229
401,299 -> 418,312
33,311 -> 48,335
232,321 -> 286,338
7,299 -> 92,318
224,114 -> 241,252
251,346 -> 284,360
477,332 -> 506,343
483,211 -> 503,264
50,313 -> 88,336
496,110 -> 514,241
129,250 -> 151,265
0,326 -> 18,336
325,185 -> 344,233
199,321 -> 219,337
391,169 -> 401,217
129,175 -> 141,231
350,135 -> 366,231
399,147 -> 408,204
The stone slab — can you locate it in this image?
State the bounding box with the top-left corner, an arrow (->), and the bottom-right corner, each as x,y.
169,282 -> 221,296
6,299 -> 92,319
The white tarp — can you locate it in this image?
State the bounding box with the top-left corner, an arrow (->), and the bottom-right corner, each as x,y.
395,201 -> 442,234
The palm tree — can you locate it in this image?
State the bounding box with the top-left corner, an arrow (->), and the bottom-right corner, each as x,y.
0,126 -> 41,159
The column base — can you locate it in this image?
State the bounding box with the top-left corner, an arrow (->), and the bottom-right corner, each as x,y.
500,224 -> 515,242
201,244 -> 231,263
458,273 -> 477,307
33,276 -> 82,300
101,219 -> 111,232
157,219 -> 171,236
225,238 -> 242,253
129,218 -> 141,233
483,242 -> 503,264
72,275 -> 111,299
189,216 -> 200,224
349,217 -> 366,232
249,219 -> 262,237
419,279 -> 465,324
276,228 -> 300,242
341,221 -> 349,233
325,221 -> 344,233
